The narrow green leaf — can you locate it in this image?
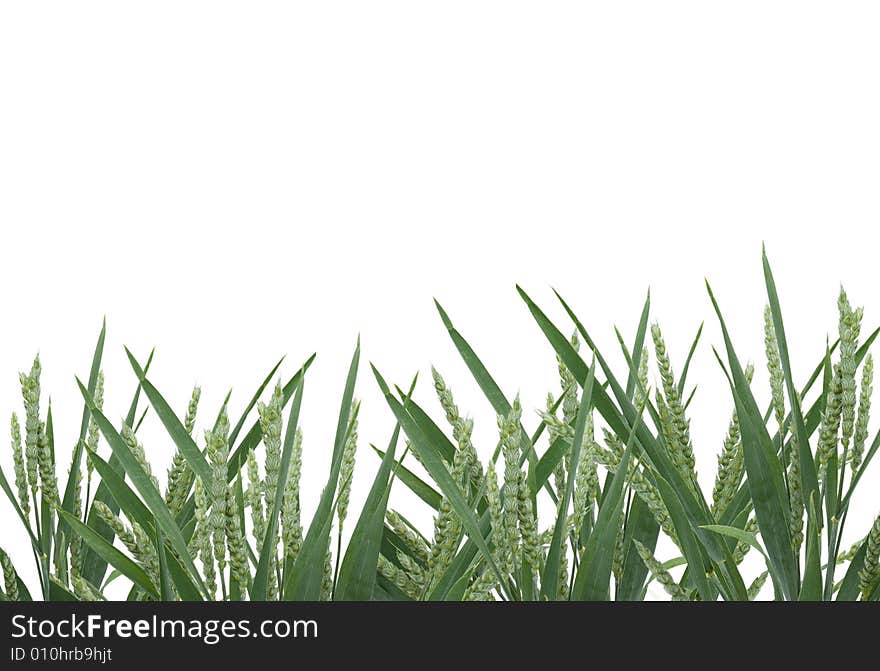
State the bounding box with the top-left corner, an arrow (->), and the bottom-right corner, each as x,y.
701,525 -> 769,560
435,299 -> 537,464
252,376 -> 304,600
541,357 -> 596,600
426,509 -> 493,601
76,378 -> 208,598
164,549 -> 203,602
654,473 -> 713,601
227,354 -> 315,481
572,435 -> 633,600
284,341 -> 359,600
707,280 -> 798,600
228,356 -> 286,448
48,577 -> 77,601
800,494 -> 822,600
58,319 -> 106,559
373,364 -> 507,593
677,322 -> 704,397
836,539 -> 868,601
763,248 -> 820,525
0,461 -> 39,550
124,347 -> 211,485
58,509 -> 157,598
617,496 -> 660,601
81,349 -> 154,586
372,446 -> 442,510
626,289 -> 651,398
156,528 -> 173,601
336,376 -> 417,600
85,448 -> 153,535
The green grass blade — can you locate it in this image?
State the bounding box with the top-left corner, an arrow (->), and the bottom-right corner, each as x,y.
435,300 -> 538,467
156,528 -> 173,601
76,378 -> 208,598
842,426 -> 880,511
58,509 -> 157,598
85,448 -> 153,535
626,289 -> 651,398
81,349 -> 155,586
836,539 -> 868,601
58,319 -> 106,560
800,494 -> 822,600
124,347 -> 212,485
252,376 -> 304,600
435,299 -> 509,414
284,341 -> 359,600
425,509 -> 493,600
0,461 -> 40,550
572,433 -> 633,600
653,472 -> 714,601
373,446 -> 442,510
677,322 -> 704,397
226,354 -> 315,482
41,408 -> 55,594
372,364 -> 508,594
617,496 -> 660,600
336,377 -> 415,600
164,548 -> 203,601
395,396 -> 456,464
541,357 -> 596,600
762,248 -> 821,524
48,577 -> 77,601
517,287 -> 633,448
707,281 -> 798,600
701,525 -> 769,561
535,436 -> 569,493
228,356 -> 286,447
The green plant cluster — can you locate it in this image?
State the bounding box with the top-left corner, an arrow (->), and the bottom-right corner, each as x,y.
2,249 -> 879,602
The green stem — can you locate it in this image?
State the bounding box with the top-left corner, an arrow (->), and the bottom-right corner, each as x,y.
332,528 -> 342,600
824,516 -> 840,601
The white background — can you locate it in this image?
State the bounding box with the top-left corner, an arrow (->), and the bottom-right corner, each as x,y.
2,2 -> 879,597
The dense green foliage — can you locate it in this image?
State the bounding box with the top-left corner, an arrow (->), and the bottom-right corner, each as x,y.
2,250 -> 879,602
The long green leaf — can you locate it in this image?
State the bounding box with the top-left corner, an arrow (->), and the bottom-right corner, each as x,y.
654,472 -> 713,601
626,289 -> 651,398
372,446 -> 442,510
836,539 -> 868,601
164,548 -> 203,601
0,461 -> 39,550
617,496 -> 660,600
58,319 -> 106,561
701,525 -> 769,560
373,365 -> 508,594
284,341 -> 359,600
58,509 -> 157,598
227,354 -> 316,481
762,248 -> 820,527
572,435 -> 633,600
435,300 -> 540,472
251,376 -> 304,600
800,494 -> 822,600
124,348 -> 211,484
541,357 -> 595,600
336,377 -> 416,600
677,322 -> 704,397
228,356 -> 286,448
85,448 -> 153,535
707,281 -> 798,600
81,349 -> 155,586
76,379 -> 208,598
